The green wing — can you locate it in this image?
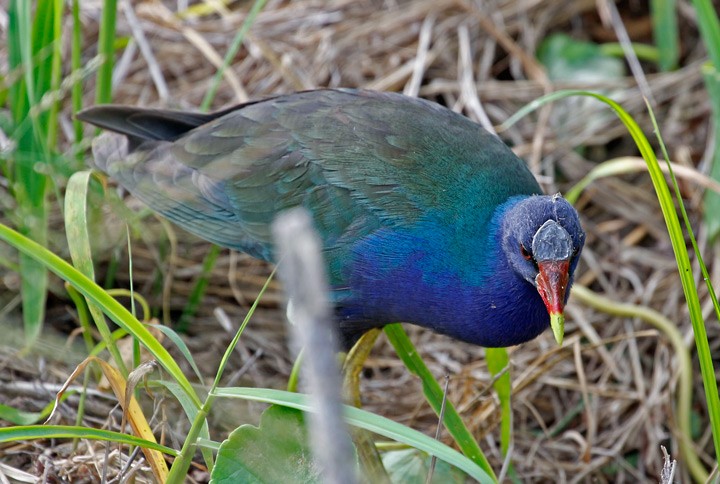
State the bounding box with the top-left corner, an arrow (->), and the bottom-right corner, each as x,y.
84,89 -> 540,271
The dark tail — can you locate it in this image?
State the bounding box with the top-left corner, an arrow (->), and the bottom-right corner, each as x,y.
75,94 -> 281,150
76,105 -> 221,150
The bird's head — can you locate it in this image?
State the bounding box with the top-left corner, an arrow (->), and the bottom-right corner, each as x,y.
501,194 -> 585,345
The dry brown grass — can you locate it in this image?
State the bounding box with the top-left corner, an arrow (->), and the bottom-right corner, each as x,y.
1,0 -> 718,481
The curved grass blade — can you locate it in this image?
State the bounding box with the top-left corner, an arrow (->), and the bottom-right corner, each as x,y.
213,387 -> 494,484
504,89 -> 717,481
384,324 -> 496,481
0,221 -> 202,409
66,170 -> 126,373
0,425 -> 177,455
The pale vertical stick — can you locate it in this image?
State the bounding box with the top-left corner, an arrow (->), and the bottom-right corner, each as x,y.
272,208 -> 358,484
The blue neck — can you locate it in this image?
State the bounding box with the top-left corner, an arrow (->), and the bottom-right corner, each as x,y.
339,199 -> 551,347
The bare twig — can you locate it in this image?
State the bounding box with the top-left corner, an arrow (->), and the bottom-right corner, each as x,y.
660,445 -> 676,484
272,208 -> 358,484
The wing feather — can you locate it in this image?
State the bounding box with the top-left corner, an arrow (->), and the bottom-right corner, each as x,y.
86,89 -> 541,282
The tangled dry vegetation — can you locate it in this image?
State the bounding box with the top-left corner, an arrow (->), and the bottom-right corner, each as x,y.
1,0 -> 718,481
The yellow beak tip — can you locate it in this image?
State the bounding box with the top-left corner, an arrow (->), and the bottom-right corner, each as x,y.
550,313 -> 565,345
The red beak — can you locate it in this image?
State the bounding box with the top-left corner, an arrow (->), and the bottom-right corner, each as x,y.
536,260 -> 570,314
536,260 -> 570,344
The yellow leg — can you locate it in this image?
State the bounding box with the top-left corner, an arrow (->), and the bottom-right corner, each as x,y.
341,328 -> 382,406
340,328 -> 390,483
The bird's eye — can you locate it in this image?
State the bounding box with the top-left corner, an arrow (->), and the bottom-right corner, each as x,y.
572,246 -> 580,257
520,244 -> 532,260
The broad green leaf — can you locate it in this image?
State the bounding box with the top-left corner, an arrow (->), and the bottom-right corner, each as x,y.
212,387 -> 494,483
537,33 -> 625,82
0,404 -> 44,426
211,405 -> 336,483
382,449 -> 466,484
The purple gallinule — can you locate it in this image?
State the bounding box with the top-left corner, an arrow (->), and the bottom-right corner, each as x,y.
78,89 -> 584,348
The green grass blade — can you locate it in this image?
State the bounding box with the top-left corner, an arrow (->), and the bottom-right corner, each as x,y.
571,285 -> 702,480
166,269 -> 275,482
96,0 -> 117,104
0,425 -> 177,455
0,397 -> 58,425
152,380 -> 214,474
0,221 -> 202,409
650,0 -> 679,70
7,0 -> 58,347
152,325 -> 205,383
8,0 -> 31,114
65,170 -> 127,373
647,92 -> 720,329
71,0 -> 83,160
45,0 -> 63,149
690,0 -> 720,68
645,98 -> 720,480
17,250 -> 48,347
693,0 -> 720,241
200,0 -> 268,110
599,43 -> 660,64
701,64 -> 720,240
64,284 -> 97,355
504,90 -> 718,481
213,387 -> 494,483
384,324 -> 497,481
177,244 -> 220,333
485,347 -> 512,458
